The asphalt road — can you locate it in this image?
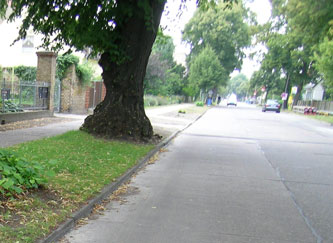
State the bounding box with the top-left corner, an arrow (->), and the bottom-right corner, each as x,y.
63,103 -> 333,243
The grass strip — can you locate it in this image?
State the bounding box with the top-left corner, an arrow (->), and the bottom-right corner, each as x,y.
307,114 -> 333,124
0,130 -> 154,243
286,109 -> 333,124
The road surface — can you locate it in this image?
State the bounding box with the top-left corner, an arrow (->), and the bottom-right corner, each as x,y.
62,103 -> 333,243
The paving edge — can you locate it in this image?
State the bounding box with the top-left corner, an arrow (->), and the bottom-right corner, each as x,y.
40,109 -> 208,243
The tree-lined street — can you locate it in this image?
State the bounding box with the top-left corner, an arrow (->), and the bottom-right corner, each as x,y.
63,104 -> 333,242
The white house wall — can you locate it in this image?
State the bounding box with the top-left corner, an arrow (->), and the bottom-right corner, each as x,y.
312,84 -> 324,101
0,18 -> 45,67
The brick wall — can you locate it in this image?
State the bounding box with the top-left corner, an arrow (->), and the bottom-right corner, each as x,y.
36,51 -> 57,111
60,64 -> 88,114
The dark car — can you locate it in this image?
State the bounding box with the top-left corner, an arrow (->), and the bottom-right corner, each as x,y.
262,99 -> 281,113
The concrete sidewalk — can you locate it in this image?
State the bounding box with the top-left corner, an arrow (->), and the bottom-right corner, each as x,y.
0,104 -> 198,148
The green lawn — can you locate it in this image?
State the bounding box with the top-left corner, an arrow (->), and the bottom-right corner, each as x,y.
308,114 -> 333,124
0,131 -> 154,242
286,110 -> 333,124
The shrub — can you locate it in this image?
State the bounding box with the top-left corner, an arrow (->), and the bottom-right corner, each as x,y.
56,54 -> 94,86
144,95 -> 158,107
144,95 -> 185,107
156,96 -> 169,106
0,150 -> 53,196
77,62 -> 94,86
0,99 -> 24,113
196,101 -> 204,107
14,66 -> 37,82
169,95 -> 184,104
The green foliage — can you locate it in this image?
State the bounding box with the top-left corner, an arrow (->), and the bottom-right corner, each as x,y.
228,74 -> 250,99
56,54 -> 93,85
183,1 -> 252,74
0,150 -> 52,196
152,30 -> 175,65
144,95 -> 158,106
1,130 -> 153,242
285,0 -> 333,48
188,46 -> 226,96
196,101 -> 204,107
254,0 -> 333,103
14,66 -> 37,82
144,31 -> 186,96
315,37 -> 333,87
0,99 -> 24,113
56,54 -> 80,80
144,95 -> 183,107
76,62 -> 94,85
155,96 -> 169,106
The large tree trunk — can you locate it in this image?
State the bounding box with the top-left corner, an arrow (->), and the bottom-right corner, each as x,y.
82,1 -> 165,142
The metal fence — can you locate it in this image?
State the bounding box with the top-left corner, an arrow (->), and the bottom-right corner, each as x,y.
1,79 -> 51,112
54,79 -> 61,112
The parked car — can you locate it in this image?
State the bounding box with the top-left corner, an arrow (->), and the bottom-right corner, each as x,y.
262,99 -> 281,113
227,93 -> 237,106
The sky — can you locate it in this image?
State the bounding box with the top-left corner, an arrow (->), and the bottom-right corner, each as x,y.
160,0 -> 272,79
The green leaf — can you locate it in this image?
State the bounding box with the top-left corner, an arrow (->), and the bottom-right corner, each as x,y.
12,186 -> 23,194
2,179 -> 14,190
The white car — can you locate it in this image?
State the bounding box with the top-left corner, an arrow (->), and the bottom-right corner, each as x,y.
227,94 -> 237,106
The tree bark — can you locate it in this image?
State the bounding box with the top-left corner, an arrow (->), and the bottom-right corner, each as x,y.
292,82 -> 304,108
81,0 -> 165,142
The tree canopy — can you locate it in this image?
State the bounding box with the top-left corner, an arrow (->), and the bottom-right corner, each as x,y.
252,0 -> 333,103
0,0 -> 237,141
183,1 -> 252,99
227,74 -> 250,100
188,45 -> 225,97
144,30 -> 185,96
183,1 -> 252,75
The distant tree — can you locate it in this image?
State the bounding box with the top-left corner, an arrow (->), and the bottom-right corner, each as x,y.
144,31 -> 185,96
314,36 -> 333,86
254,19 -> 315,107
183,1 -> 252,77
144,53 -> 169,96
250,68 -> 283,102
152,32 -> 175,66
227,74 -> 250,100
166,64 -> 186,95
188,46 -> 226,97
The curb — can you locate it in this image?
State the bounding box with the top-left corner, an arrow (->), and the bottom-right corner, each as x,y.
41,109 -> 207,243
